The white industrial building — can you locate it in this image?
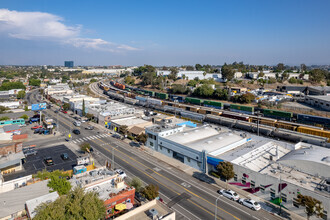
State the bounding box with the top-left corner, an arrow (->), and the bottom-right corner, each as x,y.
145,122 -> 250,172
45,83 -> 73,96
157,70 -> 223,81
305,95 -> 330,111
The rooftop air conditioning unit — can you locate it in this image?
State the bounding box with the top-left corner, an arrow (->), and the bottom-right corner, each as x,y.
148,208 -> 158,220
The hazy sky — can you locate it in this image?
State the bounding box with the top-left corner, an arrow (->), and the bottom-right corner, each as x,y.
0,0 -> 329,66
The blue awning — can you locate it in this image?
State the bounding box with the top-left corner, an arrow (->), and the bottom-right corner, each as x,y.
207,156 -> 224,166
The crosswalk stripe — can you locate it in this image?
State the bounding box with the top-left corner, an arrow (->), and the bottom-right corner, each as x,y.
90,136 -> 95,139
72,141 -> 76,144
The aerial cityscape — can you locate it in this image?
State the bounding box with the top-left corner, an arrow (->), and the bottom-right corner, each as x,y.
0,1 -> 329,220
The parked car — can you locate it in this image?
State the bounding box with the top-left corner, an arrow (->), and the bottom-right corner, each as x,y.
217,189 -> 240,201
73,129 -> 80,135
85,126 -> 94,130
31,125 -> 42,130
44,157 -> 54,166
61,153 -> 69,160
73,121 -> 81,127
115,169 -> 127,179
54,110 -> 59,113
61,110 -> 67,114
238,199 -> 261,211
34,128 -> 42,134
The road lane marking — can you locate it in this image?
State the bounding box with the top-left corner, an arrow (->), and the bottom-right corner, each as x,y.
92,138 -> 231,220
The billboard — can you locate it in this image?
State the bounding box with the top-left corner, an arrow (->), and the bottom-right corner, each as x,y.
31,103 -> 47,111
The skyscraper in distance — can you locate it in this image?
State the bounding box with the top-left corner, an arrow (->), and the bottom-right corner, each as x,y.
64,61 -> 74,68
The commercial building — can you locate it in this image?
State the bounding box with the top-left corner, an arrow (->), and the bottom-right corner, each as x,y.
0,151 -> 25,175
156,70 -> 223,81
0,180 -> 50,220
115,199 -> 175,220
45,83 -> 74,97
109,116 -> 152,135
0,101 -> 21,109
0,174 -> 32,194
25,191 -> 59,219
70,167 -> 135,219
208,138 -> 330,220
145,122 -> 249,172
64,61 -> 74,68
307,86 -> 330,96
305,95 -> 330,111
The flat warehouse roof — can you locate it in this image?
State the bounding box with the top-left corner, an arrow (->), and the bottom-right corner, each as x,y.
307,95 -> 330,102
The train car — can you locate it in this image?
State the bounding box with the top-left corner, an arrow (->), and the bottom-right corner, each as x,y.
180,111 -> 205,121
250,116 -> 277,127
262,109 -> 293,121
230,104 -> 254,115
156,92 -> 168,100
185,97 -> 204,105
198,107 -> 216,115
147,98 -> 163,106
0,118 -> 25,127
178,104 -> 200,112
221,112 -> 251,122
296,114 -> 330,129
297,126 -> 330,142
275,120 -> 323,131
203,100 -> 223,109
169,94 -> 185,103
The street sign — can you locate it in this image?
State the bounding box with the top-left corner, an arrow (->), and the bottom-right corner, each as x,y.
31,103 -> 46,111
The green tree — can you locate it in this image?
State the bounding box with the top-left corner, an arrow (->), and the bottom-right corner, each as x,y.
34,187 -> 106,220
0,116 -> 10,121
168,67 -> 178,80
267,77 -> 277,84
124,76 -> 135,85
33,169 -> 70,180
136,133 -> 147,144
119,125 -> 128,135
296,194 -> 324,220
140,72 -> 156,86
17,90 -> 26,99
186,66 -> 194,71
214,88 -> 228,100
90,78 -> 97,83
258,72 -> 265,78
216,162 -> 235,188
47,175 -> 72,195
276,63 -> 285,71
187,80 -> 198,87
62,103 -> 70,111
203,71 -> 207,79
86,113 -> 94,120
309,69 -> 326,83
0,81 -> 26,91
82,99 -> 86,116
170,84 -> 188,94
142,184 -> 159,200
195,64 -> 202,71
29,79 -> 41,87
193,84 -> 214,98
0,106 -> 10,114
129,177 -> 143,192
24,105 -> 29,111
288,77 -> 297,84
80,142 -> 91,152
20,114 -> 29,120
239,93 -> 255,104
301,64 -> 307,72
62,75 -> 70,83
221,64 -> 235,81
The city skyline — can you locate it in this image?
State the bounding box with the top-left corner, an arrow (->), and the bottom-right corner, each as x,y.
0,0 -> 330,66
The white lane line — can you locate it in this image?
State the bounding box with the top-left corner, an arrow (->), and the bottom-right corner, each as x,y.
72,141 -> 76,144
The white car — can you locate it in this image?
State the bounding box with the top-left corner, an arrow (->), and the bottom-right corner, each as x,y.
115,169 -> 127,179
218,189 -> 240,201
238,198 -> 261,211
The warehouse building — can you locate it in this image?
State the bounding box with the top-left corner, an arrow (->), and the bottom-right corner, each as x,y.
305,95 -> 330,111
45,83 -> 73,96
208,137 -> 330,219
145,122 -> 250,172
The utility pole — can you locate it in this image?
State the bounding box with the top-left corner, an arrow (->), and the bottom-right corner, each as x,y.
215,194 -> 222,220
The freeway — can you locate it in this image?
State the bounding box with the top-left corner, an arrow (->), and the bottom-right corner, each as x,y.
27,90 -> 281,220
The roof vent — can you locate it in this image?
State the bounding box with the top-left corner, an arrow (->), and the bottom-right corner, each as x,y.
148,208 -> 158,219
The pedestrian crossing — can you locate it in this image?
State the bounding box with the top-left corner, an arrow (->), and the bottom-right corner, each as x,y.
72,133 -> 111,144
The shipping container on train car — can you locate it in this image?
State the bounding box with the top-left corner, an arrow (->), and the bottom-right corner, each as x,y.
263,109 -> 292,121
198,107 -> 215,115
297,114 -> 330,129
156,93 -> 168,100
297,126 -> 330,142
169,94 -> 185,103
221,112 -> 251,122
250,116 -> 277,127
203,100 -> 223,109
185,97 -> 204,105
230,104 -> 254,115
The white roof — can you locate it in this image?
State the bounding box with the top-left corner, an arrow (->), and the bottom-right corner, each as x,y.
25,191 -> 59,219
0,180 -> 50,218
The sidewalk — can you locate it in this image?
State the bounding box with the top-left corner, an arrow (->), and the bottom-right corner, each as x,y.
89,122 -> 306,220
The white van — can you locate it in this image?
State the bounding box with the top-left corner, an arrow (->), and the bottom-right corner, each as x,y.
73,121 -> 81,127
77,156 -> 90,165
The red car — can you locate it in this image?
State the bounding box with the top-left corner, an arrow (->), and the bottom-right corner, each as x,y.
31,125 -> 42,130
61,110 -> 67,114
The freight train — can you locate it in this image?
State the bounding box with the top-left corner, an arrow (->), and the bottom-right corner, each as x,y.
98,81 -> 330,143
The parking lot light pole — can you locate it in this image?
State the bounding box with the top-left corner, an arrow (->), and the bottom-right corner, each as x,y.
215,194 -> 222,220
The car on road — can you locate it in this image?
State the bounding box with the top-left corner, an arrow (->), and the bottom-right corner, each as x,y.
115,169 -> 127,179
44,157 -> 54,166
73,121 -> 81,127
70,113 -> 74,116
61,110 -> 67,114
85,126 -> 94,130
52,122 -> 57,126
217,189 -> 240,201
54,110 -> 59,113
61,153 -> 69,160
31,125 -> 42,130
238,198 -> 261,211
72,129 -> 80,135
112,134 -> 121,139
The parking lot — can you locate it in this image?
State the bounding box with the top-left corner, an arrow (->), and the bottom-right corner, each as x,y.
4,144 -> 78,181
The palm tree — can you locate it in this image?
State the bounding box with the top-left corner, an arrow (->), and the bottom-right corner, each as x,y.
203,71 -> 207,79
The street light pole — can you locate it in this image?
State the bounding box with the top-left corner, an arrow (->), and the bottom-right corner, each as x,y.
215,194 -> 222,220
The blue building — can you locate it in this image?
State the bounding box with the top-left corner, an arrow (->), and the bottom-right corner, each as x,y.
64,61 -> 74,68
